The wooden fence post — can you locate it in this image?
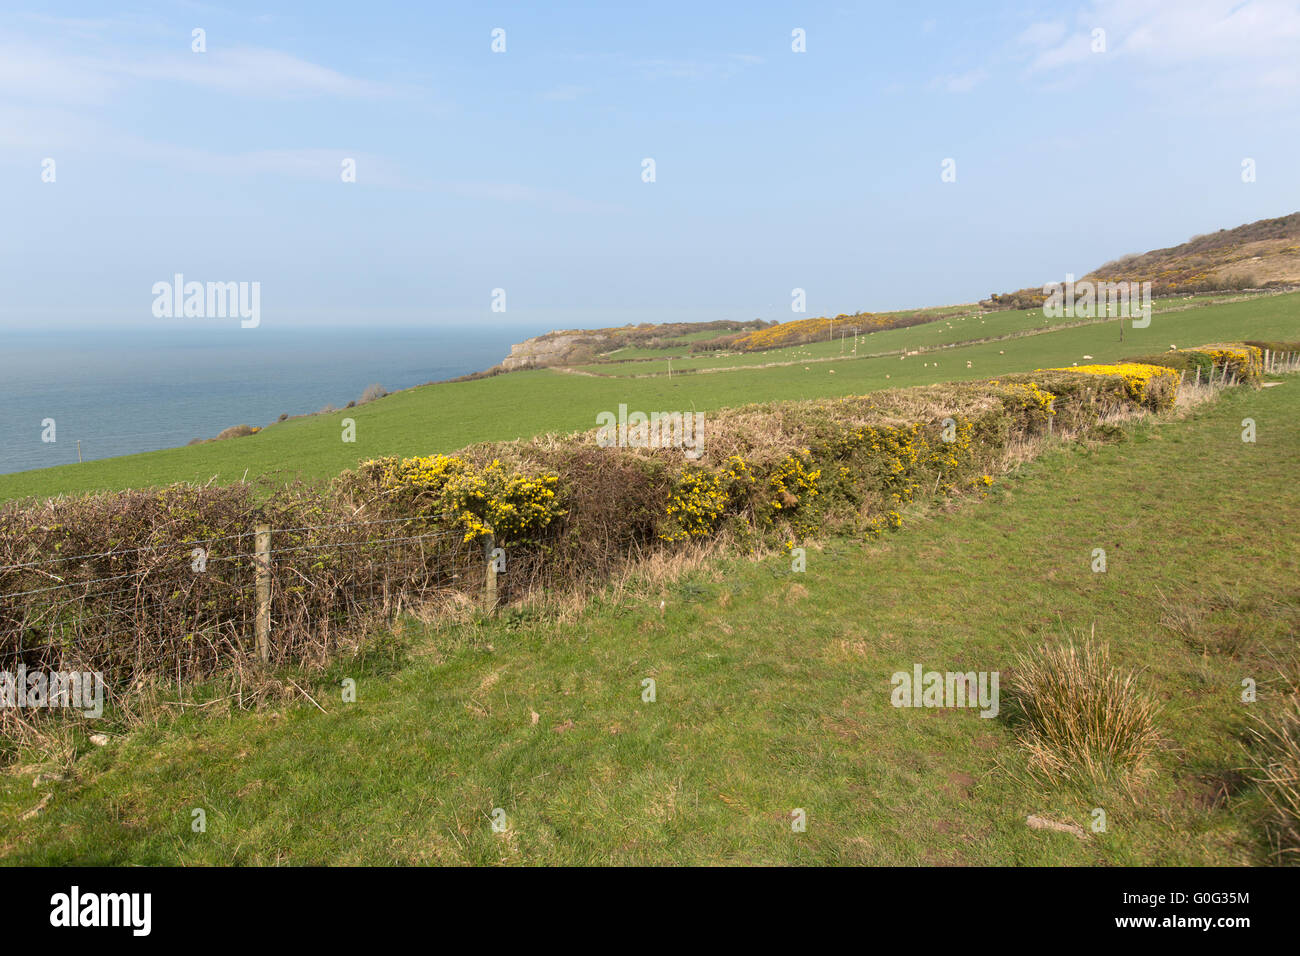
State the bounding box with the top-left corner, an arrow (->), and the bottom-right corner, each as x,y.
483,532 -> 498,614
254,521 -> 272,662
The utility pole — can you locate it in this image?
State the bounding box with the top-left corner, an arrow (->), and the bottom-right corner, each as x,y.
76,440 -> 82,463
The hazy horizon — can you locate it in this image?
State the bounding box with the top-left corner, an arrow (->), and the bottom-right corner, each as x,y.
3,1 -> 1298,331
0,324 -> 538,474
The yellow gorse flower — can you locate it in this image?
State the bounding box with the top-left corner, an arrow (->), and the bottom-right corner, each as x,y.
359,453 -> 564,543
1043,363 -> 1179,408
1185,344 -> 1263,381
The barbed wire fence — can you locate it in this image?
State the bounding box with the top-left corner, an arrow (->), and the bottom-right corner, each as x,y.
0,514 -> 502,720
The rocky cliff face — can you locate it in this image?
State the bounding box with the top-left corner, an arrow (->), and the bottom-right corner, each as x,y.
500,332 -> 612,370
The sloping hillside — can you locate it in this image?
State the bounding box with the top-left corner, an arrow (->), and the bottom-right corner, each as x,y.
1088,212 -> 1300,292
982,212 -> 1300,309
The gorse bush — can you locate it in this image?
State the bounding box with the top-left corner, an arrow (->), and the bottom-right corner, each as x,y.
1043,363 -> 1180,409
1007,641 -> 1162,782
980,289 -> 1048,311
765,452 -> 822,525
661,467 -> 727,542
1185,344 -> 1263,383
720,310 -> 939,352
343,454 -> 564,545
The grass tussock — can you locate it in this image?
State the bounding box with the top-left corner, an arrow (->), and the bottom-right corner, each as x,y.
1157,586 -> 1300,659
1158,587 -> 1257,658
1008,639 -> 1162,783
1250,698 -> 1300,858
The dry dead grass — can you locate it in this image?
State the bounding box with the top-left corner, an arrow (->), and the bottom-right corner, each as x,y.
1251,696 -> 1300,858
1212,240 -> 1300,286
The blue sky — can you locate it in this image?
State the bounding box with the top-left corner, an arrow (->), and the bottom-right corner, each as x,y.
1,0 -> 1297,329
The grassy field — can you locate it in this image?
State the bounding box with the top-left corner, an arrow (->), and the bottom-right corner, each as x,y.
575,292 -> 1278,376
3,292 -> 1296,502
4,377 -> 1296,864
594,303 -> 987,362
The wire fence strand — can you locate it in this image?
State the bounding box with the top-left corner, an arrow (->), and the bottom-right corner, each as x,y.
1,519 -> 491,690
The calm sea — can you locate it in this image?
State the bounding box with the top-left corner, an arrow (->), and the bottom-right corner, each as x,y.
0,324 -> 541,476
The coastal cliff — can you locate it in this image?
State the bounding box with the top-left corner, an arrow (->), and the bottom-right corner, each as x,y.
500,332 -> 615,370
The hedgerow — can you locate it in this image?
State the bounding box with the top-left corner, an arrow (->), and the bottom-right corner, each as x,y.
1,350 -> 1252,707
1120,351 -> 1216,378
1242,340 -> 1300,355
